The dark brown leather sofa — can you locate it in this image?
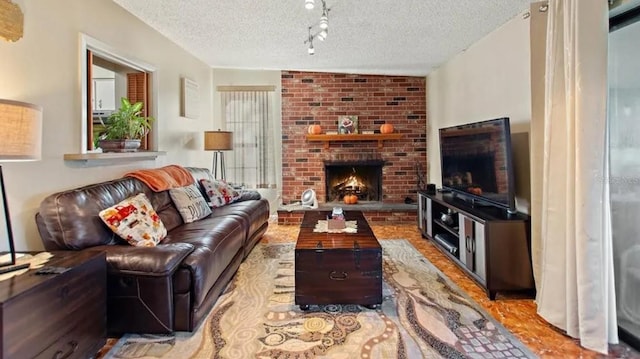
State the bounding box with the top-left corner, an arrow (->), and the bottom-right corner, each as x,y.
35,167 -> 270,334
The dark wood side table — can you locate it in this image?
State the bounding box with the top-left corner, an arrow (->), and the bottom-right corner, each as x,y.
0,250 -> 107,359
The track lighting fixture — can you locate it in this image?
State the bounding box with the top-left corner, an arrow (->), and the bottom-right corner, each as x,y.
305,0 -> 314,10
302,0 -> 331,55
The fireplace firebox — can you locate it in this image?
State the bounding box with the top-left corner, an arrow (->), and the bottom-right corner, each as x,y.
324,160 -> 384,202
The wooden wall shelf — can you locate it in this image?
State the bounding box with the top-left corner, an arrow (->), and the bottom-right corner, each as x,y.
305,133 -> 402,149
64,151 -> 166,164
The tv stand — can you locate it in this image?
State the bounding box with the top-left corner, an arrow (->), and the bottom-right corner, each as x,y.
417,191 -> 535,300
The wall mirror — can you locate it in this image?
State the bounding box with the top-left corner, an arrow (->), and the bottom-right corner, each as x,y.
79,34 -> 157,153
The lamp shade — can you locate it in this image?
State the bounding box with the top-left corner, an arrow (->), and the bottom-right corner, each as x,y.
204,130 -> 233,151
0,99 -> 42,161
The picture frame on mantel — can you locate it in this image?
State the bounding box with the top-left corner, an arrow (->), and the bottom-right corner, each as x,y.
180,77 -> 199,119
338,115 -> 358,134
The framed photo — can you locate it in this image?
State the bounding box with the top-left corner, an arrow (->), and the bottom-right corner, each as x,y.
338,115 -> 358,134
180,77 -> 199,119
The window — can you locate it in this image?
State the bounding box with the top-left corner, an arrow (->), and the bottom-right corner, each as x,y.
80,34 -> 156,153
609,5 -> 640,350
219,86 -> 277,189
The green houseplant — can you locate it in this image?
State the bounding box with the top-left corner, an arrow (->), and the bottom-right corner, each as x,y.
98,97 -> 154,152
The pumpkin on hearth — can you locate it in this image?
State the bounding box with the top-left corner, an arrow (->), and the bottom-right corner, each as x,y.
343,194 -> 358,204
308,125 -> 322,134
380,123 -> 394,134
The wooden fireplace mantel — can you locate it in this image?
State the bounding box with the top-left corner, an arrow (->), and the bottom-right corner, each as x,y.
305,133 -> 402,149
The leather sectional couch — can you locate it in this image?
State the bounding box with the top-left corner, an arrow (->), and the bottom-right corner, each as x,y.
35,167 -> 270,334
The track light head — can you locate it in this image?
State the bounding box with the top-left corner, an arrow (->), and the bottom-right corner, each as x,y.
307,27 -> 315,55
319,15 -> 328,30
318,29 -> 328,41
305,0 -> 314,10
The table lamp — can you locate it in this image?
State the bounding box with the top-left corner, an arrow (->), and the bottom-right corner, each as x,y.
204,130 -> 233,180
0,99 -> 42,274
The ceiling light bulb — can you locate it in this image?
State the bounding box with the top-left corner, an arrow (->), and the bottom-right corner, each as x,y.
319,14 -> 328,30
308,43 -> 315,55
318,29 -> 328,41
305,0 -> 314,10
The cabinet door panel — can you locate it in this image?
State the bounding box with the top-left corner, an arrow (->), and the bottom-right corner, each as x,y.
418,194 -> 424,232
94,79 -> 115,110
474,221 -> 486,284
463,215 -> 475,271
459,214 -> 470,268
426,197 -> 432,237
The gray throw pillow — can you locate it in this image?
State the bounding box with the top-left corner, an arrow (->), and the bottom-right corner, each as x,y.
169,184 -> 212,223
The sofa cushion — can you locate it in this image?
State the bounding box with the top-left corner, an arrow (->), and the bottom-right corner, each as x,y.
208,198 -> 270,250
162,215 -> 245,309
199,179 -> 240,208
169,184 -> 212,223
98,193 -> 167,247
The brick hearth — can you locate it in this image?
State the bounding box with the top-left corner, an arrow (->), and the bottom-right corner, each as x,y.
277,203 -> 418,225
279,71 -> 427,224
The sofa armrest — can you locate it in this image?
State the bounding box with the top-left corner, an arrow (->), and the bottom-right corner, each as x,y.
93,243 -> 195,277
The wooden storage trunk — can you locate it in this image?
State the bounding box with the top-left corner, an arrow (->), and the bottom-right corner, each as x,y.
295,211 -> 382,309
295,245 -> 382,307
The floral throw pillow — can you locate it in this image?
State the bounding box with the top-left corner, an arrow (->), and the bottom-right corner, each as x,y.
169,184 -> 212,223
199,179 -> 241,208
98,193 -> 167,247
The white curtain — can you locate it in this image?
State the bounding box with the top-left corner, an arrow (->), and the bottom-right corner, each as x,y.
536,0 -> 618,353
221,90 -> 277,189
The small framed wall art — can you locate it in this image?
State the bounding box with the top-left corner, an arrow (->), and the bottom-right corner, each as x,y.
338,115 -> 358,134
180,77 -> 199,119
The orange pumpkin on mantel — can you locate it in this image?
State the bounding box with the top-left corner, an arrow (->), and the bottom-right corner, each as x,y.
380,123 -> 394,134
343,194 -> 358,204
308,125 -> 322,135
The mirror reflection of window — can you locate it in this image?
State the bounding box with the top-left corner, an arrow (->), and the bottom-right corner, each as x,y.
86,52 -> 151,151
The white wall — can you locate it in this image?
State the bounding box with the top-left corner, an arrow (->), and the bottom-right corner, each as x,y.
211,69 -> 283,213
0,0 -> 214,250
426,10 -> 532,213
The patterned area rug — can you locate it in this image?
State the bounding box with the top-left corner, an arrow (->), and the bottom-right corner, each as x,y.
105,240 -> 536,358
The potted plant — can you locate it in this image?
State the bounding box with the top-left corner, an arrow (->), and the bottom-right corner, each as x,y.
97,97 -> 154,152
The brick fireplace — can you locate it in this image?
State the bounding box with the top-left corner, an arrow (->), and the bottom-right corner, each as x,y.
279,71 -> 427,223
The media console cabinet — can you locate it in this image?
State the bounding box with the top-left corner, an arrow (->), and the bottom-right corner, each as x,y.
417,191 -> 535,300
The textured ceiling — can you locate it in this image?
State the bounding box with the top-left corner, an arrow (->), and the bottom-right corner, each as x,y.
113,0 -> 532,76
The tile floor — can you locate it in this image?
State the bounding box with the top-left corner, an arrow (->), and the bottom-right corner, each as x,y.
99,220 -> 640,359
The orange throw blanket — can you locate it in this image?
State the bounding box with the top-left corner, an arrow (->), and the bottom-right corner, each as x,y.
124,165 -> 195,192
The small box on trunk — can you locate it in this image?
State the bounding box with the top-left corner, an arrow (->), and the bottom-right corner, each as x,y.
327,219 -> 346,230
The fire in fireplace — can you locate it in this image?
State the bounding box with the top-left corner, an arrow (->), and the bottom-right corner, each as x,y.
324,161 -> 384,202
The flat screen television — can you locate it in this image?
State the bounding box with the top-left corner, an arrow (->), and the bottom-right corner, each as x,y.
439,117 -> 517,214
